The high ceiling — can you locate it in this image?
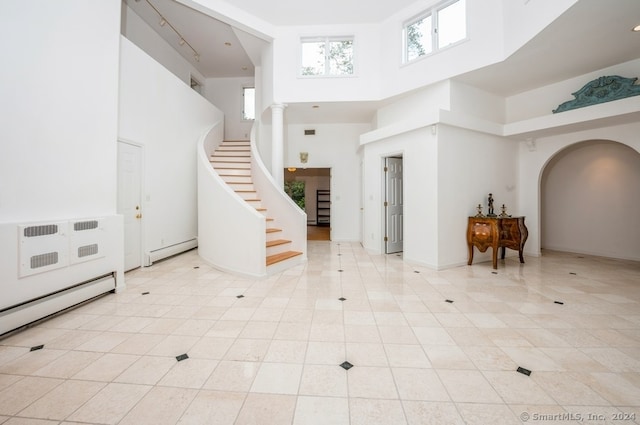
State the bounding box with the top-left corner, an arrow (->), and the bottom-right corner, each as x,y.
455,0 -> 640,97
225,0 -> 420,26
125,0 -> 640,123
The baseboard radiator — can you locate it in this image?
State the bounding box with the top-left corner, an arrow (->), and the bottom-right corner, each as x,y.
0,216 -> 123,337
0,273 -> 115,337
145,238 -> 197,266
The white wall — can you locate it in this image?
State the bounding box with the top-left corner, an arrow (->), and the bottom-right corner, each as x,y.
362,127 -> 439,267
119,38 -> 223,255
378,0 -> 504,99
501,0 -> 577,57
121,2 -> 206,88
273,23 -> 382,103
205,77 -> 255,140
0,0 -> 124,318
286,123 -> 368,241
506,58 -> 640,123
541,139 -> 640,261
437,125 -> 519,268
0,0 -> 121,222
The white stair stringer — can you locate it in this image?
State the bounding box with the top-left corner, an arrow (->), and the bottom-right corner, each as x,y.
198,130 -> 306,277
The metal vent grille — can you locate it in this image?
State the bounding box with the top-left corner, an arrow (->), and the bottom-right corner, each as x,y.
24,225 -> 58,237
30,252 -> 59,269
78,244 -> 99,258
74,220 -> 99,231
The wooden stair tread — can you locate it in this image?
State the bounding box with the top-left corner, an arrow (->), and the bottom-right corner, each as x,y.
266,228 -> 281,233
266,238 -> 291,248
266,251 -> 303,266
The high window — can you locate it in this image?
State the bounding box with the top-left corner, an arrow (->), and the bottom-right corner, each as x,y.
403,0 -> 466,63
242,87 -> 255,121
301,36 -> 354,77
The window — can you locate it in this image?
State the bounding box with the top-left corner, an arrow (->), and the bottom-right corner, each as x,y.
301,36 -> 354,76
242,87 -> 255,121
403,0 -> 466,63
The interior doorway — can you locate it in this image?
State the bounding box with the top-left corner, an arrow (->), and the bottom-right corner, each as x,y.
384,156 -> 404,254
117,141 -> 143,271
284,167 -> 331,241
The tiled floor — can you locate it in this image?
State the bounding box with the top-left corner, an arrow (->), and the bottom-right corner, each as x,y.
1,242 -> 640,425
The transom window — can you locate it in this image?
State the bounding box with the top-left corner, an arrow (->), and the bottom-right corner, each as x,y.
301,36 -> 354,77
403,0 -> 466,63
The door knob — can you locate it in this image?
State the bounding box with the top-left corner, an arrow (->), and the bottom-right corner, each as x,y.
136,213 -> 142,219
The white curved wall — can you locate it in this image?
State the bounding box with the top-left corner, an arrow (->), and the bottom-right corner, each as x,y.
197,135 -> 267,277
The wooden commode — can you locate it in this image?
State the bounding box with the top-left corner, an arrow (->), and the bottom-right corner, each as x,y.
467,216 -> 528,269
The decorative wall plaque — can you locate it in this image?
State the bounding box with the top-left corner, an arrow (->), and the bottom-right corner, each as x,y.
552,75 -> 640,113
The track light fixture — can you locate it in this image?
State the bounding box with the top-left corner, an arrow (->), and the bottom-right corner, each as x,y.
141,0 -> 200,63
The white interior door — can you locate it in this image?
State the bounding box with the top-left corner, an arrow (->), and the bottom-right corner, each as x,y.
385,157 -> 404,254
118,141 -> 143,271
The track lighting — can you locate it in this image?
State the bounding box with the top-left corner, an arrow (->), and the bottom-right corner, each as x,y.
141,0 -> 200,63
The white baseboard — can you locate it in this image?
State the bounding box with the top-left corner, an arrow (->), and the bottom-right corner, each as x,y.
145,238 -> 198,266
1,274 -> 115,337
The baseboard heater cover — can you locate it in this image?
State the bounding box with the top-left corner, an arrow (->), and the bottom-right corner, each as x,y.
145,238 -> 197,266
0,273 -> 116,337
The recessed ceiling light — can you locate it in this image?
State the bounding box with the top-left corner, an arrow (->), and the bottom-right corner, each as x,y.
633,24 -> 640,32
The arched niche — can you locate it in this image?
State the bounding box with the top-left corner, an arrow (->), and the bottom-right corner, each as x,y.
539,139 -> 640,261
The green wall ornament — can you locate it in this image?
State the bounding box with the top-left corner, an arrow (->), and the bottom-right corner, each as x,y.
552,75 -> 640,113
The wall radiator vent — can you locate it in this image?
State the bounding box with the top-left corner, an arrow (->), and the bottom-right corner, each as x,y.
18,218 -> 106,277
30,252 -> 59,269
74,220 -> 99,231
70,218 -> 105,264
78,244 -> 99,258
19,221 -> 67,277
24,224 -> 58,238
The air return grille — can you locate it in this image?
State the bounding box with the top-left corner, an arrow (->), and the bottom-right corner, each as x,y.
30,252 -> 59,269
74,220 -> 98,231
24,225 -> 58,238
18,217 -> 107,276
19,221 -> 68,277
70,218 -> 105,264
78,244 -> 99,258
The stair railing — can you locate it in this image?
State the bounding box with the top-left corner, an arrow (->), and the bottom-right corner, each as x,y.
249,122 -> 308,267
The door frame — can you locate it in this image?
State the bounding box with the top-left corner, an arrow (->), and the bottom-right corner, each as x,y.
382,153 -> 404,254
117,139 -> 145,271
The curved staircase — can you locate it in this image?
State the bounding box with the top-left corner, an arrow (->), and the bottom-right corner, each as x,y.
209,140 -> 303,267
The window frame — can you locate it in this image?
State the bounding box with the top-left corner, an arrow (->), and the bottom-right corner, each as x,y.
402,0 -> 467,65
299,35 -> 356,78
242,86 -> 255,122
